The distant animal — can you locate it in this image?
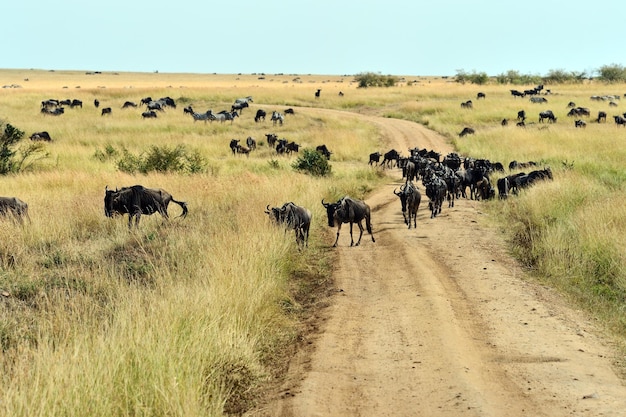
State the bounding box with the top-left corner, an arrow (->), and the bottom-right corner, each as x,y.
530,97 -> 548,103
315,89 -> 321,98
517,110 -> 526,121
234,96 -> 253,104
101,107 -> 112,116
271,111 -> 285,125
510,90 -> 525,98
122,101 -> 138,109
41,107 -> 64,116
322,196 -> 375,247
246,136 -> 257,150
235,144 -> 251,157
183,105 -> 194,115
94,99 -> 100,108
614,115 -> 626,126
142,110 -> 157,118
597,111 -> 607,123
284,108 -> 295,115
254,109 -> 266,122
501,118 -> 508,126
423,175 -> 447,218
381,149 -> 400,168
461,100 -> 473,109
574,119 -> 586,128
265,133 -> 278,148
231,101 -> 248,113
265,202 -> 312,246
539,110 -> 556,123
459,127 -> 475,137
191,110 -> 211,122
70,99 -> 83,108
103,185 -> 188,228
477,92 -> 486,99
29,131 -> 52,141
315,144 -> 332,160
229,139 -> 240,155
393,182 -> 421,229
338,91 -> 344,96
0,196 -> 30,223
368,151 -> 382,165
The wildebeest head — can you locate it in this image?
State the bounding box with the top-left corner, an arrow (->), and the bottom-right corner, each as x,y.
394,185 -> 408,213
104,186 -> 125,218
321,198 -> 341,227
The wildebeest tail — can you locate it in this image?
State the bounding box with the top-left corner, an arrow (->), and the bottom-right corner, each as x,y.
174,199 -> 188,218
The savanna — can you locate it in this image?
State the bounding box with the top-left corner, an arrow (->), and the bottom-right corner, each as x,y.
1,69 -> 625,417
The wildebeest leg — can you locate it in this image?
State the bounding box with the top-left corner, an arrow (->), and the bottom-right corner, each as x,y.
354,221 -> 365,246
333,223 -> 343,247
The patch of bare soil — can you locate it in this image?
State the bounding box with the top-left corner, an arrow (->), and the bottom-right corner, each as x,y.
249,111 -> 626,417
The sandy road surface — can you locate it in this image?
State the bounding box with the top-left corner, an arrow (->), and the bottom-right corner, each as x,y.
251,112 -> 626,417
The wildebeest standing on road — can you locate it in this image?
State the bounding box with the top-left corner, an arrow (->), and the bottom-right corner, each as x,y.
393,182 -> 421,229
322,196 -> 375,247
104,185 -> 188,228
0,196 -> 30,223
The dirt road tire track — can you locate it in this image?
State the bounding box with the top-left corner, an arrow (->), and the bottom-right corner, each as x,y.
250,111 -> 626,417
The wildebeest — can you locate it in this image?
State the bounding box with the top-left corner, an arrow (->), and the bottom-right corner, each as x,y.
191,110 -> 211,122
423,174 -> 447,218
0,196 -> 30,223
70,99 -> 83,108
368,151 -> 382,165
284,108 -> 295,115
315,89 -> 321,98
229,139 -> 240,155
231,101 -> 248,113
30,131 -> 52,141
265,202 -> 312,247
104,185 -> 188,228
510,89 -> 525,98
315,144 -> 332,160
321,196 -> 375,247
393,181 -> 421,229
381,149 -> 400,168
265,133 -> 278,148
254,109 -> 266,122
477,92 -> 486,99
271,111 -> 285,125
142,110 -> 157,118
94,99 -> 100,108
614,115 -> 626,126
530,96 -> 548,103
101,107 -> 112,116
246,136 -> 257,151
496,176 -> 510,199
459,127 -> 475,137
122,101 -> 138,109
539,110 -> 556,123
461,100 -> 473,109
575,119 -> 586,128
597,111 -> 607,123
42,107 -> 64,116
517,110 -> 526,121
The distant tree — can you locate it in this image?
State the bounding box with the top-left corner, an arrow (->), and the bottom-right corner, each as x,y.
354,72 -> 398,88
455,70 -> 489,85
597,64 -> 626,83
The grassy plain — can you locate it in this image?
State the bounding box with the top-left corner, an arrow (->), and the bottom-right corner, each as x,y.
1,69 -> 626,415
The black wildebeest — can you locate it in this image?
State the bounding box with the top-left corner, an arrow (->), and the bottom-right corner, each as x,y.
254,109 -> 266,122
0,196 -> 30,223
368,151 -> 382,165
122,101 -> 138,109
94,99 -> 100,108
597,111 -> 607,123
477,92 -> 486,100
231,101 -> 248,113
265,202 -> 312,247
30,131 -> 52,141
315,89 -> 321,98
70,99 -> 82,108
423,174 -> 447,218
322,196 -> 375,247
284,108 -> 295,115
229,139 -> 240,155
381,149 -> 400,168
459,127 -> 475,137
461,100 -> 473,109
265,133 -> 278,148
104,185 -> 188,228
394,182 -> 421,229
246,136 -> 257,151
316,144 -> 332,160
539,110 -> 556,123
101,107 -> 112,116
517,110 -> 526,121
142,110 -> 157,119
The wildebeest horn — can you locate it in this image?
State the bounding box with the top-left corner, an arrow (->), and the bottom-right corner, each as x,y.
321,198 -> 329,208
393,188 -> 401,196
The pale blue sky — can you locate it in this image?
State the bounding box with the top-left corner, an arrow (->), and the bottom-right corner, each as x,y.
2,0 -> 623,77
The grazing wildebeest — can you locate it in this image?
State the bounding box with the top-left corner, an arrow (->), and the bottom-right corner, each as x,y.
477,92 -> 486,99
94,99 -> 100,108
381,149 -> 400,168
235,144 -> 251,157
30,131 -> 52,141
394,181 -> 421,229
122,101 -> 138,109
510,89 -> 525,98
614,115 -> 626,126
461,100 -> 473,109
42,107 -> 64,116
508,160 -> 537,171
265,202 -> 312,247
459,127 -> 475,137
539,110 -> 556,123
316,144 -> 332,160
322,196 -> 375,247
284,108 -> 295,115
254,109 -> 266,122
368,151 -> 382,165
285,141 -> 300,154
0,196 -> 30,223
575,119 -> 586,128
104,185 -> 188,228
517,110 -> 526,121
497,176 -> 510,199
142,110 -> 157,118
501,118 -> 508,126
315,89 -> 321,98
70,99 -> 82,108
101,107 -> 112,116
597,111 -> 607,123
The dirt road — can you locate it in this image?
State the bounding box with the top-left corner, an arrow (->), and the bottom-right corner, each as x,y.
252,113 -> 626,417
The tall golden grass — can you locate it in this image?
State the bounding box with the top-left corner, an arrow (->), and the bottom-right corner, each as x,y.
1,69 -> 626,415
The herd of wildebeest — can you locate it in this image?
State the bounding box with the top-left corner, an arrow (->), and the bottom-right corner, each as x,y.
11,82 -> 626,247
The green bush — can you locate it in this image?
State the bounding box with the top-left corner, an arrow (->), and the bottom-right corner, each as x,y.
116,144 -> 207,174
292,148 -> 332,177
0,121 -> 48,174
354,72 -> 398,88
